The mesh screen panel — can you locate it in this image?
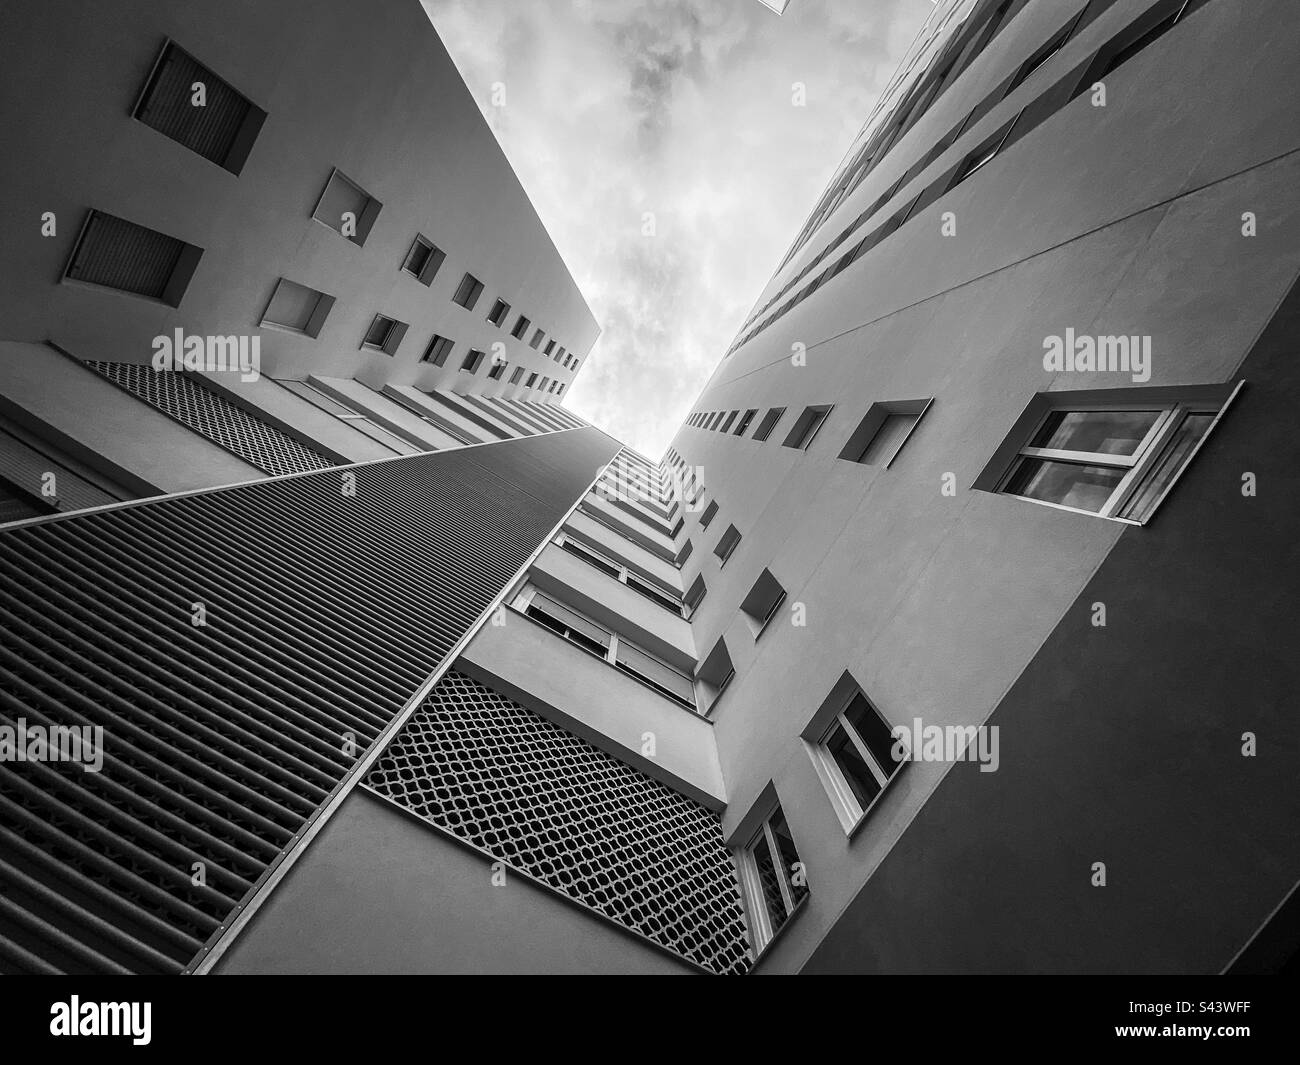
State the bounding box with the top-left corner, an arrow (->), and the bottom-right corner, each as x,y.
366,671 -> 752,975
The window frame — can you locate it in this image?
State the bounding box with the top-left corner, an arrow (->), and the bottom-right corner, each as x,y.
359,313 -> 407,355
734,800 -> 809,955
401,233 -> 445,286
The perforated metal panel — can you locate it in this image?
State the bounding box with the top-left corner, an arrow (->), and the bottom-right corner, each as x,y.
86,362 -> 336,477
0,429 -> 618,974
366,671 -> 753,975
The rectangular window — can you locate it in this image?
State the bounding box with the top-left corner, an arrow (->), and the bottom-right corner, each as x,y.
735,409 -> 758,435
557,346 -> 567,364
559,536 -> 622,579
259,278 -> 334,337
487,298 -> 511,326
511,315 -> 532,340
401,234 -> 445,285
312,169 -> 382,246
752,407 -> 785,442
949,120 -> 1015,188
420,334 -> 454,366
544,340 -> 556,356
737,803 -> 808,953
487,357 -> 507,380
526,591 -> 612,657
978,384 -> 1239,523
714,524 -> 741,566
509,367 -> 525,384
782,405 -> 833,450
740,568 -> 786,638
62,210 -> 202,306
675,538 -> 694,566
700,500 -> 719,529
625,573 -> 683,615
803,678 -> 905,833
529,328 -> 546,350
452,273 -> 485,310
839,399 -> 932,467
361,314 -> 407,355
460,349 -> 486,374
539,376 -> 550,392
557,383 -> 565,396
133,41 -> 266,175
525,372 -> 538,387
683,574 -> 707,618
614,640 -> 695,709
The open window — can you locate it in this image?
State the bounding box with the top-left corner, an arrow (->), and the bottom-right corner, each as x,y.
740,568 -> 786,639
732,794 -> 809,955
839,398 -> 932,467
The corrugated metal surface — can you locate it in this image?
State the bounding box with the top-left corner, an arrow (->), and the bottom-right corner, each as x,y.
0,429 -> 617,974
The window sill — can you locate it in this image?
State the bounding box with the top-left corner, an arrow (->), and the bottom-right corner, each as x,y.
750,894 -> 810,967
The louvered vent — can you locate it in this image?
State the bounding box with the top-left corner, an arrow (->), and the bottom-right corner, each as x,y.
0,429 -> 618,974
64,211 -> 197,304
0,477 -> 53,527
134,41 -> 266,173
366,671 -> 753,975
85,362 -> 335,477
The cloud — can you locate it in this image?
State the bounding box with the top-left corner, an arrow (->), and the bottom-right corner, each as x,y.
422,0 -> 930,457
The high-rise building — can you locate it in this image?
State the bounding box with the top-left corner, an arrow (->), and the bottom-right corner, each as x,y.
1,0 -> 1297,977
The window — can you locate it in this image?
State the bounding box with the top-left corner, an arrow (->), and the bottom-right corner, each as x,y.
452,273 -> 485,310
699,500 -> 719,529
544,340 -> 556,356
557,346 -> 567,364
487,357 -> 508,380
417,334 -> 452,366
740,569 -> 786,638
1006,23 -> 1074,95
735,409 -> 758,435
525,591 -> 611,657
625,573 -> 683,615
696,637 -> 734,712
132,40 -> 266,174
62,210 -> 202,306
557,384 -> 565,396
782,405 -> 833,450
525,372 -> 538,387
312,168 -> 381,246
674,538 -> 694,566
559,536 -> 622,579
736,802 -> 808,953
487,298 -> 511,326
839,399 -> 931,467
460,349 -> 486,374
530,328 -> 546,350
538,377 -> 550,392
714,524 -> 741,566
949,121 -> 1014,188
509,367 -> 525,385
720,411 -> 738,432
360,314 -> 407,355
401,234 -> 445,285
683,574 -> 706,618
977,384 -> 1240,523
752,407 -> 785,442
1094,1 -> 1189,82
511,315 -> 531,340
259,278 -> 334,337
803,676 -> 905,833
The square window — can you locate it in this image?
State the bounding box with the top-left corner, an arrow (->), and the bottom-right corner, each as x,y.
839,399 -> 931,467
259,278 -> 334,337
401,234 -> 445,285
452,273 -> 485,310
420,334 -> 454,366
312,169 -> 382,246
752,407 -> 785,442
740,568 -> 786,638
360,313 -> 407,355
782,405 -> 833,450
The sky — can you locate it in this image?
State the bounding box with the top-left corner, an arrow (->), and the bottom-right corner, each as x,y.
421,0 -> 933,458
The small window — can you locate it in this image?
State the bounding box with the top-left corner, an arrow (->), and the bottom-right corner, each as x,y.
529,328 -> 546,350
420,334 -> 454,366
487,298 -> 511,326
132,40 -> 266,174
539,376 -> 550,392
361,314 -> 407,355
312,168 -> 382,246
526,591 -> 611,657
625,573 -> 683,615
803,678 -> 905,833
736,803 -> 808,953
735,409 -> 758,435
557,383 -> 565,396
461,349 -> 486,374
674,538 -> 694,567
259,278 -> 334,337
699,500 -> 719,529
782,405 -> 833,450
740,568 -> 786,638
557,346 -> 567,364
544,340 -> 556,356
509,367 -> 525,384
839,399 -> 931,467
452,273 -> 485,310
714,524 -> 741,566
511,315 -> 531,340
696,637 -> 734,711
487,357 -> 508,380
1092,2 -> 1189,84
683,574 -> 707,618
559,536 -> 622,579
720,411 -> 738,432
62,210 -> 202,306
752,407 -> 785,442
525,372 -> 538,387
401,234 -> 445,285
1006,23 -> 1074,95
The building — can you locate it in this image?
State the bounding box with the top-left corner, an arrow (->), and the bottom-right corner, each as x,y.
1,0 -> 1298,976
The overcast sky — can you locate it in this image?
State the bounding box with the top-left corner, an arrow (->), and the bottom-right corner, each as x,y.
422,0 -> 932,458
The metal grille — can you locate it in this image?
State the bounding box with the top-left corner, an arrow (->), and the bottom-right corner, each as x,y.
135,43 -> 252,166
366,671 -> 752,975
65,212 -> 185,300
85,362 -> 335,477
0,429 -> 618,974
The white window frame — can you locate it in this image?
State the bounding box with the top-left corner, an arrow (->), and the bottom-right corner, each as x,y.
807,691 -> 902,835
735,804 -> 808,955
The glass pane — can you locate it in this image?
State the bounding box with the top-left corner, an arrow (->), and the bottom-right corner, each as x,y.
768,811 -> 808,907
826,723 -> 882,812
1118,413 -> 1215,522
750,833 -> 789,934
1003,457 -> 1125,513
1029,410 -> 1161,456
843,693 -> 902,777
614,641 -> 695,706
